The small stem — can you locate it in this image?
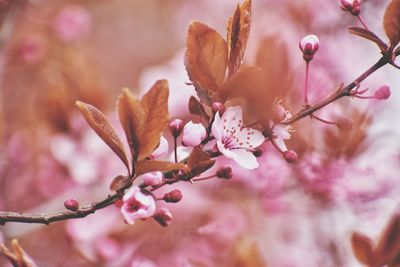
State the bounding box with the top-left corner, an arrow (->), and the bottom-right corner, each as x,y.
192,174 -> 216,182
355,95 -> 374,99
305,61 -> 310,105
357,15 -> 369,31
311,114 -> 336,125
173,137 -> 178,163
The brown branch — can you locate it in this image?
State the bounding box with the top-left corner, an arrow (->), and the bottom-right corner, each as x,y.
282,56 -> 390,125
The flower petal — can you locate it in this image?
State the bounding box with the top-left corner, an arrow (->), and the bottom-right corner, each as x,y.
234,127 -> 265,149
229,149 -> 259,169
211,111 -> 224,141
220,106 -> 243,139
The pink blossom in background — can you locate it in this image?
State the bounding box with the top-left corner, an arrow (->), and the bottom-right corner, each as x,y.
18,36 -> 46,64
54,5 -> 91,42
121,186 -> 156,225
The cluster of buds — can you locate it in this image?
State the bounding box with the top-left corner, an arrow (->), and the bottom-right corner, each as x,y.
299,34 -> 319,62
339,0 -> 361,16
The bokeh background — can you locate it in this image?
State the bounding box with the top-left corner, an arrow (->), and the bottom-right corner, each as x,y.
0,0 -> 399,266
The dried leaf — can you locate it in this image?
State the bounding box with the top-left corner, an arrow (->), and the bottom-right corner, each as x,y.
348,26 -> 388,52
187,148 -> 215,176
188,96 -> 210,120
384,0 -> 400,46
227,0 -> 252,77
135,160 -> 185,176
1,239 -> 38,267
351,232 -> 374,266
116,88 -> 144,162
76,101 -> 130,173
375,212 -> 400,265
109,175 -> 131,191
139,80 -> 169,160
185,21 -> 228,105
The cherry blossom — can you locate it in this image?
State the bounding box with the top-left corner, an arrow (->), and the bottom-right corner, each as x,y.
120,186 -> 156,225
182,121 -> 207,147
211,106 -> 264,169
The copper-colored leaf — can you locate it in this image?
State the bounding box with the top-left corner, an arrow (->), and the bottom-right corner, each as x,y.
76,101 -> 130,173
227,0 -> 252,77
188,96 -> 210,120
185,21 -> 228,105
116,88 -> 145,162
351,232 -> 374,266
109,175 -> 131,192
139,80 -> 169,160
135,160 -> 185,176
384,0 -> 400,46
187,148 -> 215,176
1,239 -> 37,267
375,212 -> 400,265
348,26 -> 388,52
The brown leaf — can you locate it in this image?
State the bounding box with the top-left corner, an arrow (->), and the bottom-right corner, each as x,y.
348,26 -> 388,52
109,175 -> 131,191
185,21 -> 228,105
227,0 -> 252,77
116,88 -> 144,162
374,212 -> 400,265
76,101 -> 130,173
188,96 -> 210,120
135,160 -> 185,176
1,239 -> 37,267
139,80 -> 169,160
187,148 -> 215,176
384,0 -> 400,46
351,232 -> 374,266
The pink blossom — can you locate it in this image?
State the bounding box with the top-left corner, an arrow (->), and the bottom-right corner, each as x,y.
121,186 -> 156,225
182,121 -> 207,147
140,171 -> 163,187
149,136 -> 169,159
19,36 -> 46,64
54,5 -> 91,42
212,106 -> 264,169
95,237 -> 121,261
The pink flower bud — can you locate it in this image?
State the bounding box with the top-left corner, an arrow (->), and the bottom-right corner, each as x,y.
182,121 -> 207,147
169,119 -> 184,137
212,102 -> 225,115
339,0 -> 361,15
283,150 -> 298,163
141,171 -> 163,187
299,34 -> 320,62
153,208 -> 173,227
216,167 -> 233,179
64,198 -> 79,211
149,136 -> 169,159
374,85 -> 391,100
54,5 -> 91,42
336,117 -> 354,132
163,189 -> 182,203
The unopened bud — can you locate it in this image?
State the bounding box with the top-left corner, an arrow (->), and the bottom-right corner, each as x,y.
339,0 -> 361,16
336,117 -> 354,132
163,189 -> 182,203
153,208 -> 173,227
182,121 -> 207,147
142,171 -> 163,187
64,198 -> 79,211
283,150 -> 298,163
216,167 -> 233,179
169,119 -> 184,138
374,85 -> 391,100
212,102 -> 225,115
299,34 -> 319,62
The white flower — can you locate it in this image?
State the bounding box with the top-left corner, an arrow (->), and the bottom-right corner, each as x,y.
182,121 -> 207,147
270,105 -> 293,151
211,106 -> 265,169
149,136 -> 169,159
120,186 -> 156,224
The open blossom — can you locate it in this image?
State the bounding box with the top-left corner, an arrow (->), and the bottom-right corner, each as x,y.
149,136 -> 169,159
212,106 -> 264,169
120,186 -> 156,225
182,121 -> 207,147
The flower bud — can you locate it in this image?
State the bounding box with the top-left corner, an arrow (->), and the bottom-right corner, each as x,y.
339,0 -> 361,16
169,119 -> 184,138
283,150 -> 297,163
216,167 -> 233,179
252,148 -> 263,158
141,171 -> 163,187
374,85 -> 391,100
299,34 -> 319,62
212,102 -> 225,115
64,198 -> 79,211
182,121 -> 207,147
149,136 -> 169,159
153,208 -> 173,227
336,117 -> 354,132
163,189 -> 182,203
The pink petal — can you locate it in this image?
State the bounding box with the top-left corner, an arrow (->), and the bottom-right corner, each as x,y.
229,149 -> 259,169
220,106 -> 243,138
211,111 -> 224,140
234,127 -> 265,149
